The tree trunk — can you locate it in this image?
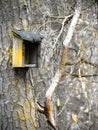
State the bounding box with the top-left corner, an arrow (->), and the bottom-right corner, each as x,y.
0,0 -> 98,130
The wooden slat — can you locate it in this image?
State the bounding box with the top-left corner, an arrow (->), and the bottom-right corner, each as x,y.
12,38 -> 23,67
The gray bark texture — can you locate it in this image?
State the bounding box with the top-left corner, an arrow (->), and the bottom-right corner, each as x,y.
0,0 -> 98,130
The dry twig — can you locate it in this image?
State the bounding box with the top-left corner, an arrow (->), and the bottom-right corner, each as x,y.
36,0 -> 82,129
52,14 -> 73,51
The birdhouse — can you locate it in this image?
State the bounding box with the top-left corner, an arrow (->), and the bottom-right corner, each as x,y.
12,30 -> 43,68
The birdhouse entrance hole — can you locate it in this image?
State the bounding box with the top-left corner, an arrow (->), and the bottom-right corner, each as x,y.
23,41 -> 38,67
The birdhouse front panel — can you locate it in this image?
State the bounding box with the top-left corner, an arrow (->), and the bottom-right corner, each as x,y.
12,38 -> 24,67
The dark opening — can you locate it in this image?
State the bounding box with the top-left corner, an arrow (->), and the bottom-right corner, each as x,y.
23,41 -> 39,67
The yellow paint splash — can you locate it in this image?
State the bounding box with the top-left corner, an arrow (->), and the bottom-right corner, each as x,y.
72,114 -> 77,122
82,82 -> 86,90
57,98 -> 61,107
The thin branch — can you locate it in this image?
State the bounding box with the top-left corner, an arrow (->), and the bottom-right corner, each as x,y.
36,102 -> 45,114
57,97 -> 70,117
63,1 -> 82,47
44,1 -> 82,129
36,1 -> 82,129
47,15 -> 67,19
52,14 -> 73,51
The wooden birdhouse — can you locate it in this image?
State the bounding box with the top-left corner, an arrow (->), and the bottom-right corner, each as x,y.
12,30 -> 43,68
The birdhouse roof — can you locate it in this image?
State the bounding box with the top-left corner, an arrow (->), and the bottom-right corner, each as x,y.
12,30 -> 44,43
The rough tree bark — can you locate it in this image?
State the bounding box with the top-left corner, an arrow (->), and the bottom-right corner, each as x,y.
0,1 -> 36,130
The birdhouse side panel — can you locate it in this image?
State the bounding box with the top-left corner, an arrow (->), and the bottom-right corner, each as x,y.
12,39 -> 24,67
